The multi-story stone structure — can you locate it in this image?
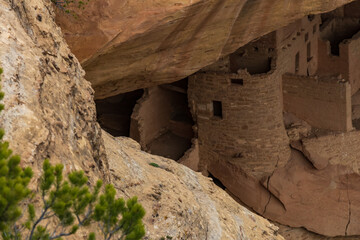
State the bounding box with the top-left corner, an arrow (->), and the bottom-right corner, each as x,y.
94,3 -> 360,235
188,15 -> 323,178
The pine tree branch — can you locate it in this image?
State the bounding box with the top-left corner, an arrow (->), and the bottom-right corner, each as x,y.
50,222 -> 62,238
28,179 -> 60,240
43,212 -> 56,220
49,227 -> 74,240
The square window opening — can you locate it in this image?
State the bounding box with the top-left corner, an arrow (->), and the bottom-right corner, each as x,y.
213,101 -> 223,118
305,33 -> 309,42
295,52 -> 300,74
307,42 -> 312,62
231,79 -> 244,85
308,15 -> 315,22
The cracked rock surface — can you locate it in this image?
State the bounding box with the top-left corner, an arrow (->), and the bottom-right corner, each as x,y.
103,131 -> 284,240
56,0 -> 354,98
0,0 -> 108,182
0,0 -> 287,239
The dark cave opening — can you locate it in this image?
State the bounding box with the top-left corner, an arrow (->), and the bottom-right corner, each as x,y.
95,89 -> 144,137
95,78 -> 195,161
145,78 -> 195,160
320,18 -> 360,56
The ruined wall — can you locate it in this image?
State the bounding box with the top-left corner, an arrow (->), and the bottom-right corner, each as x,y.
301,131 -> 360,171
130,87 -> 173,149
276,16 -> 321,76
230,32 -> 276,74
187,15 -> 321,184
130,85 -> 193,159
318,18 -> 360,94
283,74 -> 352,131
188,71 -> 290,179
317,38 -> 349,78
349,32 -> 360,94
178,139 -> 200,171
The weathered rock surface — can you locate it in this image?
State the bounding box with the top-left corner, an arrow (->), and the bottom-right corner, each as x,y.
0,0 -> 288,239
206,130 -> 360,236
264,132 -> 360,236
0,0 -> 107,182
103,131 -> 284,240
276,223 -> 360,240
262,131 -> 360,236
56,0 -> 355,98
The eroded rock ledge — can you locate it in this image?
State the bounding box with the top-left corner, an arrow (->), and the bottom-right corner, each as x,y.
0,0 -> 287,239
56,0 -> 354,99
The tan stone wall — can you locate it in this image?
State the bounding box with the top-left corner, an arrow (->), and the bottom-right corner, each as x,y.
188,71 -> 290,178
301,131 -> 360,172
283,74 -> 352,131
317,39 -> 349,78
276,16 -> 321,76
178,138 -> 200,172
229,31 -> 277,74
349,32 -> 360,94
130,87 -> 173,149
318,18 -> 360,95
188,16 -> 322,179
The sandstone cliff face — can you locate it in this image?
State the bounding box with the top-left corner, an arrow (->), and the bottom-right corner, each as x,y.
103,131 -> 284,240
56,0 -> 354,98
0,0 -> 286,239
0,0 -> 107,182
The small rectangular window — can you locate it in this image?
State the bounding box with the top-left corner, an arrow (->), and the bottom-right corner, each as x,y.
305,33 -> 309,42
213,101 -> 223,118
307,42 -> 312,62
313,24 -> 317,34
295,52 -> 300,74
231,79 -> 244,85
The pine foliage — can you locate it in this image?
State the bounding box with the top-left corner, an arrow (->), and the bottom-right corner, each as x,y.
51,0 -> 91,14
0,68 -> 146,240
93,185 -> 145,240
0,68 -> 33,240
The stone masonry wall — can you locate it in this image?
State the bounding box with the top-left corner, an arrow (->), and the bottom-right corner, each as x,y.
317,38 -> 349,79
301,131 -> 360,172
188,16 -> 320,178
130,87 -> 173,149
276,16 -> 321,76
349,31 -> 360,94
283,74 -> 352,131
188,71 -> 291,179
318,18 -> 360,95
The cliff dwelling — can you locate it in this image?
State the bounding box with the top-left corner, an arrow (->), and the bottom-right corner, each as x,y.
10,0 -> 360,238
90,0 -> 360,237
96,89 -> 144,137
97,78 -> 195,161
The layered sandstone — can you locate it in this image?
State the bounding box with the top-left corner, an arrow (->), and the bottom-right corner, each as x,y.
103,131 -> 284,240
0,0 -> 286,239
55,0 -> 355,99
184,8 -> 360,236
